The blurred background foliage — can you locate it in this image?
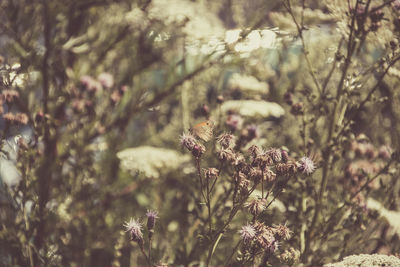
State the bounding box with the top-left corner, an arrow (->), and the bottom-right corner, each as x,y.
1,0 -> 400,266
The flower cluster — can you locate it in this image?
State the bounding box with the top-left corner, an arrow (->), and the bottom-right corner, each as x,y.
239,221 -> 292,254
340,136 -> 393,207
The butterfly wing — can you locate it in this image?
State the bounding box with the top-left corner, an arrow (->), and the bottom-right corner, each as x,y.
191,120 -> 214,142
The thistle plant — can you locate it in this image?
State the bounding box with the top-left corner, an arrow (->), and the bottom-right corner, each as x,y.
1,0 -> 400,266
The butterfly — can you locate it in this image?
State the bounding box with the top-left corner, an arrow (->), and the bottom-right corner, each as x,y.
189,120 -> 215,142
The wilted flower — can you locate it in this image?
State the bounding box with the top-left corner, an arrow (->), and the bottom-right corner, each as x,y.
238,176 -> 250,195
216,133 -> 235,148
267,148 -> 282,163
298,156 -> 315,175
217,148 -> 235,162
253,222 -> 276,252
179,132 -> 197,151
231,152 -> 246,170
279,248 -> 300,265
146,210 -> 159,230
272,224 -> 292,241
192,143 -> 206,158
203,168 -> 219,179
124,218 -> 144,245
245,198 -> 267,216
281,150 -> 289,163
263,168 -> 276,183
248,145 -> 262,159
275,162 -> 297,176
248,168 -> 263,183
239,224 -> 256,243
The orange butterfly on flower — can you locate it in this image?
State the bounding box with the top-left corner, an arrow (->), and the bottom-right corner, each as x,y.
189,119 -> 215,142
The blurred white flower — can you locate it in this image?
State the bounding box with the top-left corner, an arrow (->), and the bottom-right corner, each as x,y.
117,146 -> 191,178
367,198 -> 400,236
228,73 -> 269,94
324,254 -> 400,267
220,100 -> 284,118
149,0 -> 224,40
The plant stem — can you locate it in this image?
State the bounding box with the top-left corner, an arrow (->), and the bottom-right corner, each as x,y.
224,240 -> 242,267
140,245 -> 152,267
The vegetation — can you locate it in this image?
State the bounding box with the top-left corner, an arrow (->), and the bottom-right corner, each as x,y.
1,0 -> 400,266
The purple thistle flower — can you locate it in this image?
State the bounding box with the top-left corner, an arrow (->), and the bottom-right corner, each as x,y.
146,210 -> 159,230
298,156 -> 316,175
239,224 -> 256,243
124,218 -> 144,245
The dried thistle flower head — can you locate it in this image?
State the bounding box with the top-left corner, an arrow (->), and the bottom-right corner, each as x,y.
275,162 -> 297,176
203,168 -> 219,179
217,148 -> 235,162
245,198 -> 267,216
238,175 -> 250,195
263,168 -> 277,183
192,143 -> 206,158
281,150 -> 289,163
267,148 -> 282,163
124,218 -> 144,246
253,151 -> 273,170
232,153 -> 246,171
279,247 -> 300,265
253,222 -> 276,252
216,132 -> 236,149
298,156 -> 315,175
145,210 -> 159,231
248,168 -> 263,183
272,224 -> 292,241
179,132 -> 197,151
239,224 -> 256,244
248,145 -> 262,159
